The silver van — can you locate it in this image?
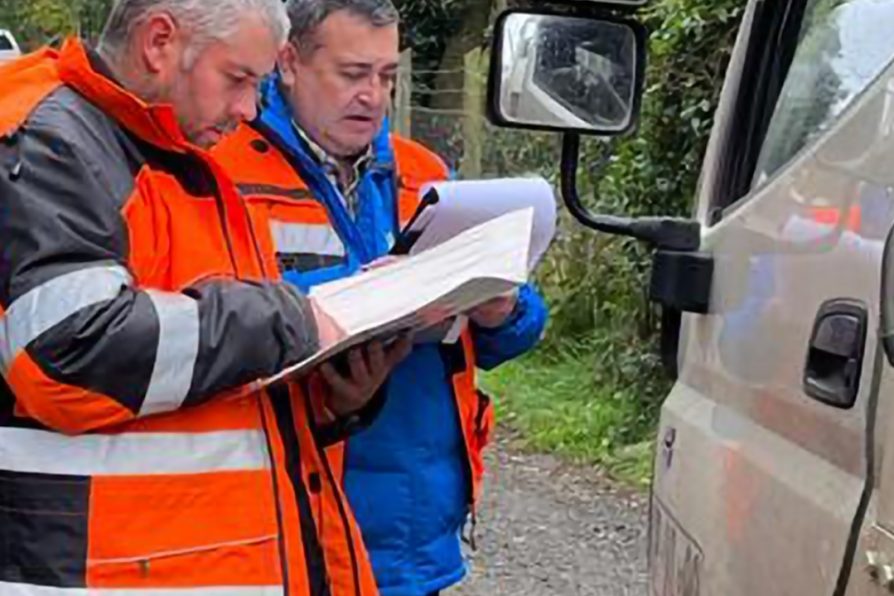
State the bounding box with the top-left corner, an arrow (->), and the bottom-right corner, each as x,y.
488,0 -> 894,594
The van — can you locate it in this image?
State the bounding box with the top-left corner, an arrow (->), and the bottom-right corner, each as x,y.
0,30 -> 21,63
487,0 -> 894,594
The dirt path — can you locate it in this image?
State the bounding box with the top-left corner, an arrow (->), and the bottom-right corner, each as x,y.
453,431 -> 650,596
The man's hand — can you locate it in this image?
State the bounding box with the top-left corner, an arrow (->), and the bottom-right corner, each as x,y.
468,289 -> 519,329
319,335 -> 413,417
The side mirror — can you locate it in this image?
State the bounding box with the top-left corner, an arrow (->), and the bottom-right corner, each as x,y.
487,10 -> 647,136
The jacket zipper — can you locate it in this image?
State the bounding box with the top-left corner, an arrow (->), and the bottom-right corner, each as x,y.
194,155 -> 241,276
245,200 -> 271,279
259,397 -> 292,595
212,155 -> 270,278
90,535 -> 279,567
440,343 -> 479,550
303,392 -> 362,596
214,192 -> 242,275
269,385 -> 331,595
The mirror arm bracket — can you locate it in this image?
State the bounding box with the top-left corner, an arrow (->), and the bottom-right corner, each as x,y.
560,133 -> 701,251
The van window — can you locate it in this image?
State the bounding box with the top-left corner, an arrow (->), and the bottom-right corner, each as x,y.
751,0 -> 894,189
0,34 -> 13,51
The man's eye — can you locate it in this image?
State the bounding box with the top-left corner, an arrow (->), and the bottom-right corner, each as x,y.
342,71 -> 367,81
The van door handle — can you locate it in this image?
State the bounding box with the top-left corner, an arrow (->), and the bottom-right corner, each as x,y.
803,299 -> 868,409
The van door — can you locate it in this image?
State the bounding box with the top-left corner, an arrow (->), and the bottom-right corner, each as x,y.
850,233 -> 894,595
651,0 -> 894,594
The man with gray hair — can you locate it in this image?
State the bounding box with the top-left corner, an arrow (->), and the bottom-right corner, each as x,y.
215,0 -> 549,594
97,0 -> 289,147
0,1 -> 384,593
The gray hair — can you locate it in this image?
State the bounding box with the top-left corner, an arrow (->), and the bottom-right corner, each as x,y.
285,0 -> 399,53
98,0 -> 290,64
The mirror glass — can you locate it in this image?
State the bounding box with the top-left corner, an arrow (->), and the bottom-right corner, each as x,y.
496,13 -> 640,133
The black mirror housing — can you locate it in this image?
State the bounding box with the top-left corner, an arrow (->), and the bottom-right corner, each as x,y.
486,7 -> 648,136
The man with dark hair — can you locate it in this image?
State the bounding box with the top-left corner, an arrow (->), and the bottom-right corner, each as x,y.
215,1 -> 548,594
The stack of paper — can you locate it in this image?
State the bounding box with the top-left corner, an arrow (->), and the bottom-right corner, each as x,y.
258,177 -> 558,386
399,177 -> 557,271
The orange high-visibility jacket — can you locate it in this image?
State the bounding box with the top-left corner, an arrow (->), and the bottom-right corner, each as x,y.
213,123 -> 496,514
0,40 -> 376,596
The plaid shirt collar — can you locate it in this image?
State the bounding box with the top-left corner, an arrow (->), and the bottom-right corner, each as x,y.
292,121 -> 374,214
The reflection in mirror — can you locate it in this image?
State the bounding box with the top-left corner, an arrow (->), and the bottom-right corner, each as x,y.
498,13 -> 638,133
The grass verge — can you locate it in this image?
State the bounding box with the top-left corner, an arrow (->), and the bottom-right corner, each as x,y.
480,339 -> 664,489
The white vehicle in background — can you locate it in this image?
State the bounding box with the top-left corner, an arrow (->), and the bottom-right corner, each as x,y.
0,30 -> 21,63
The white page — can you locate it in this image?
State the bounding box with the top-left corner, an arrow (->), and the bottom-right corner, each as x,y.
311,207 -> 532,333
256,209 -> 534,387
408,177 -> 557,270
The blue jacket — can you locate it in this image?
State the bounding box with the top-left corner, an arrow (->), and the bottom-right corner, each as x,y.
258,80 -> 548,595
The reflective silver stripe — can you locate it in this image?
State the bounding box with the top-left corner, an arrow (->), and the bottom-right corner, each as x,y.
142,291 -> 200,416
0,428 -> 270,476
0,583 -> 284,595
270,220 -> 346,257
0,265 -> 131,372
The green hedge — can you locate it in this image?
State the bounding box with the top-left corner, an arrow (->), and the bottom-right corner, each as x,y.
480,0 -> 745,481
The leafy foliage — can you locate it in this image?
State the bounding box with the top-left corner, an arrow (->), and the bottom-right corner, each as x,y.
0,0 -> 112,49
478,0 -> 744,482
539,1 -> 743,362
394,0 -> 470,64
560,0 -> 743,338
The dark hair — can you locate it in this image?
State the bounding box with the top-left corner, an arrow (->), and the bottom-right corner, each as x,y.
285,0 -> 399,53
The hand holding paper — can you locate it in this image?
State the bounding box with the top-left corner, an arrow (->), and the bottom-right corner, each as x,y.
468,289 -> 519,328
253,177 -> 558,391
319,336 -> 413,417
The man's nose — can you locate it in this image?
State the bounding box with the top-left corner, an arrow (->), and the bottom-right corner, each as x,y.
233,86 -> 259,122
358,77 -> 388,108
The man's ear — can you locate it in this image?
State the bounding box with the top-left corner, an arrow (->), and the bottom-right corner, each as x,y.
139,12 -> 182,74
277,42 -> 299,87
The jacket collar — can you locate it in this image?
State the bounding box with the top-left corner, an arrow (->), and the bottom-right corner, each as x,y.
57,38 -> 189,153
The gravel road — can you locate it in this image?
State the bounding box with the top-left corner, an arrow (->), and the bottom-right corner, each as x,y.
452,430 -> 650,596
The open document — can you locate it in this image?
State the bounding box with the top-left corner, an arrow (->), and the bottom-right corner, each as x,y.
258,208 -> 539,388
394,177 -> 557,271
